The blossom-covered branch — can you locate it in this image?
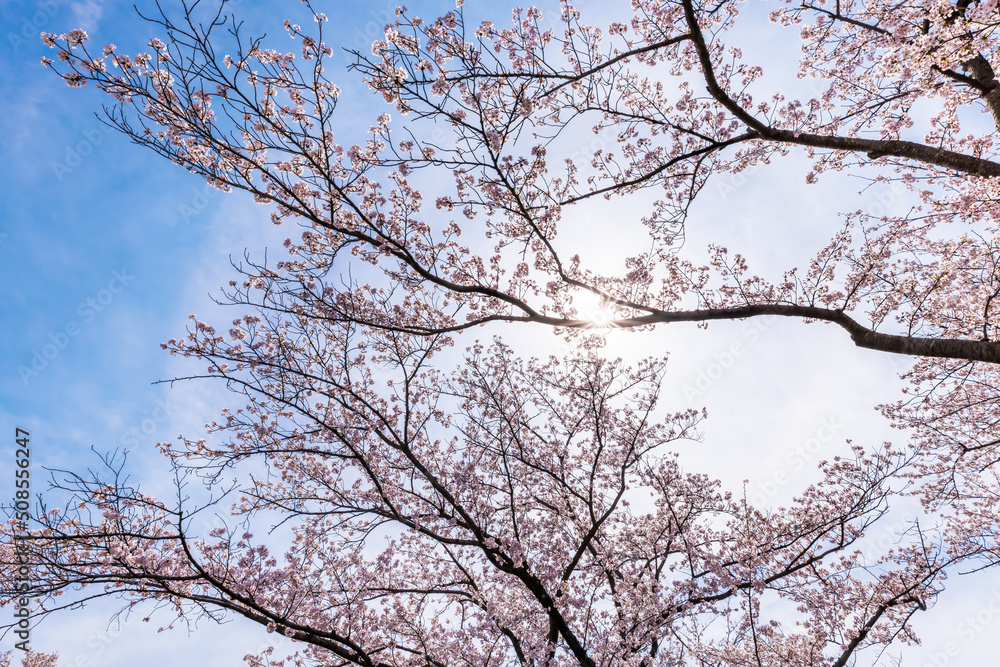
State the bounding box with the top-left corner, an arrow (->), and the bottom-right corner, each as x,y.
11,0 -> 1000,664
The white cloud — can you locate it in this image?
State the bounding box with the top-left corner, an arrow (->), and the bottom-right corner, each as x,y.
70,0 -> 103,32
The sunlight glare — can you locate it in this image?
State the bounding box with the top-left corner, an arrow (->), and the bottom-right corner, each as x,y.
576,291 -> 617,329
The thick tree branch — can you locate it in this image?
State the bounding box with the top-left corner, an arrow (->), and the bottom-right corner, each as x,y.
683,0 -> 1000,176
961,53 -> 1000,131
572,304 -> 1000,365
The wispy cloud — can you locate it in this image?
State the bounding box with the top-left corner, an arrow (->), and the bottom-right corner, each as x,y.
70,0 -> 103,32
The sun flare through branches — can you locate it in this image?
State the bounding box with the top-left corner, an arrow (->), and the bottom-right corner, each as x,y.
574,291 -> 619,330
11,0 -> 1000,665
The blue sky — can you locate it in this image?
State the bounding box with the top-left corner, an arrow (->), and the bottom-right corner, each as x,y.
0,0 -> 415,663
0,0 -> 414,470
3,0 -> 1000,665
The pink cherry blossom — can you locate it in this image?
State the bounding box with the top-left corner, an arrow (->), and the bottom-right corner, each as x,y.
13,0 -> 1000,664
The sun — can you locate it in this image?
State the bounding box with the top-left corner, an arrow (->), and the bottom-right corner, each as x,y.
575,291 -> 618,329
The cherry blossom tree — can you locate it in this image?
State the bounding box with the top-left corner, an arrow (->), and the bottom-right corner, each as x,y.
6,0 -> 1000,664
0,651 -> 58,667
8,310 -> 948,666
